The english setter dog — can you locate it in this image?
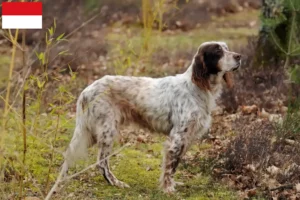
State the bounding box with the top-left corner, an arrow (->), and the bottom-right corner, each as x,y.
55,41 -> 241,194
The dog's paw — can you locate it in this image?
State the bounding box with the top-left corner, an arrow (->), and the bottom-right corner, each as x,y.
163,185 -> 176,194
114,180 -> 130,188
174,181 -> 184,186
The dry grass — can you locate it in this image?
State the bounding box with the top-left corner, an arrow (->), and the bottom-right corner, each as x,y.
217,109 -> 300,199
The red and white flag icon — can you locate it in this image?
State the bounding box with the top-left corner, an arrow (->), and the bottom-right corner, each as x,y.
2,2 -> 42,29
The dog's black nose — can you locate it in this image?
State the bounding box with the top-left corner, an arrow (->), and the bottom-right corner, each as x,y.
234,54 -> 241,61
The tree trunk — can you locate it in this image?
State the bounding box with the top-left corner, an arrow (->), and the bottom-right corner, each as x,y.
255,0 -> 291,67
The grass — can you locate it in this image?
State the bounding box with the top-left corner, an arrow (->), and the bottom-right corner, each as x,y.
107,26 -> 258,52
105,25 -> 257,77
106,26 -> 258,62
106,9 -> 259,76
1,101 -> 237,199
107,9 -> 259,48
2,109 -> 237,199
0,55 -> 11,86
212,9 -> 259,24
47,125 -> 237,200
276,97 -> 300,140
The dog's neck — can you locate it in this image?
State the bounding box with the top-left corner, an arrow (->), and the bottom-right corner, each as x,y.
208,72 -> 224,98
183,64 -> 224,98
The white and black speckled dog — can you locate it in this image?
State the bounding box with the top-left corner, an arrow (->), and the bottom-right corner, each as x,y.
59,41 -> 241,193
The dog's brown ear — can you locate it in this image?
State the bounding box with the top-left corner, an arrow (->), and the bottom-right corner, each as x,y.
223,72 -> 233,88
192,53 -> 210,90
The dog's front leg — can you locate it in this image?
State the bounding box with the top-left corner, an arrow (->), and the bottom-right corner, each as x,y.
160,126 -> 192,193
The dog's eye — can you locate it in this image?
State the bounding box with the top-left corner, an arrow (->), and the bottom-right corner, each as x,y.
216,46 -> 222,52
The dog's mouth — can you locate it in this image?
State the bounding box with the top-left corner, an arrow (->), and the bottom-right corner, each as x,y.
232,62 -> 241,71
232,66 -> 239,71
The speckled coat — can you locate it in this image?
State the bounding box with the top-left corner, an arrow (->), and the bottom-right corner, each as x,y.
59,41 -> 241,193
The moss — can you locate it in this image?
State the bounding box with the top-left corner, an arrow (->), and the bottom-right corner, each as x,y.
2,109 -> 237,199
198,143 -> 213,151
50,134 -> 237,200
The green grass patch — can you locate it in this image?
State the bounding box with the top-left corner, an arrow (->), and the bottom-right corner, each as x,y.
2,108 -> 237,199
55,133 -> 236,199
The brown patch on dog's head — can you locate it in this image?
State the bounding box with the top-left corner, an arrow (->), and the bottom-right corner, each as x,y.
192,53 -> 210,90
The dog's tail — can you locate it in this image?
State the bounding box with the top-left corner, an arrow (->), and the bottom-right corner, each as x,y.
64,94 -> 96,166
64,125 -> 91,166
45,117 -> 93,200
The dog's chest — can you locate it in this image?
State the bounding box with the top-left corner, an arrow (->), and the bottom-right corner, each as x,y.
194,95 -> 215,137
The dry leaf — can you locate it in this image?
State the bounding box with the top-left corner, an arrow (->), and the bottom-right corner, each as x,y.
295,183 -> 300,193
137,135 -> 146,143
280,106 -> 288,114
24,197 -> 41,200
146,166 -> 153,171
267,165 -> 280,176
247,188 -> 256,197
245,164 -> 256,172
241,105 -> 258,115
259,108 -> 270,119
268,114 -> 283,124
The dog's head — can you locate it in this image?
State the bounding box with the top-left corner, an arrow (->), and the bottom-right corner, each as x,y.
192,41 -> 241,90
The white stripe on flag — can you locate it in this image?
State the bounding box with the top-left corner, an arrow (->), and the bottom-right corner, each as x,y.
2,16 -> 42,29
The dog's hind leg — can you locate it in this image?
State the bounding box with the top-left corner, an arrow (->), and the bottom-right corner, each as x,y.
96,119 -> 130,188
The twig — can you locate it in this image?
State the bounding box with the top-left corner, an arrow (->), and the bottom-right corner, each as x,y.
9,67 -> 31,108
65,143 -> 129,181
269,184 -> 294,191
45,106 -> 61,194
0,30 -> 23,51
0,27 -> 19,198
45,143 -> 130,200
4,29 -> 19,116
29,13 -> 100,69
21,29 -> 27,165
19,27 -> 27,200
28,172 -> 45,199
0,97 -> 65,156
64,14 -> 100,40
